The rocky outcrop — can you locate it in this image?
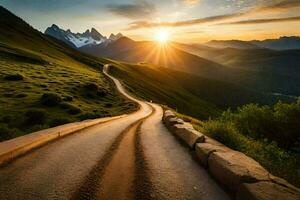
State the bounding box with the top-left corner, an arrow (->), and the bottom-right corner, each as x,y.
162,109 -> 300,200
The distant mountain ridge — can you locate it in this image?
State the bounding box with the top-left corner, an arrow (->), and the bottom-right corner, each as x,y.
205,36 -> 300,50
45,24 -> 123,48
43,25 -> 300,96
45,24 -> 300,51
251,36 -> 300,50
80,37 -> 300,97
206,40 -> 261,49
79,36 -> 231,80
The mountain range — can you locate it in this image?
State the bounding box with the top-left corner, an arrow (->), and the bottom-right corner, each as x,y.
74,35 -> 300,97
205,36 -> 300,50
45,24 -> 123,48
45,25 -> 300,51
44,25 -> 300,97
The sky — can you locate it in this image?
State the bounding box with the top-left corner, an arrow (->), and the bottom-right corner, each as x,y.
1,0 -> 300,43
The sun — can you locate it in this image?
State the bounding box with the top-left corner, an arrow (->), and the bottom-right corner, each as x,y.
155,29 -> 170,43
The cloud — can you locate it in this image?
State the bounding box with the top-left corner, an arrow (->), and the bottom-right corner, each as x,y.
219,16 -> 300,25
180,0 -> 200,5
106,1 -> 156,19
127,13 -> 245,30
257,0 -> 300,12
126,0 -> 300,30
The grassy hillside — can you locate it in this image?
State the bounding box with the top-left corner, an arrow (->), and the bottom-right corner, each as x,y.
0,6 -> 137,141
108,61 -> 286,120
109,62 -> 221,119
161,69 -> 287,107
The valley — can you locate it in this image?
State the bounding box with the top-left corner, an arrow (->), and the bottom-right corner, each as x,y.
0,2 -> 300,199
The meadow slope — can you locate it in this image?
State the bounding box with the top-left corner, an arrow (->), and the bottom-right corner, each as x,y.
0,6 -> 137,141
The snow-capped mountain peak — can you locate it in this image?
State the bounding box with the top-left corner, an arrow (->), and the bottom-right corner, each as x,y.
45,24 -> 123,48
109,33 -> 123,41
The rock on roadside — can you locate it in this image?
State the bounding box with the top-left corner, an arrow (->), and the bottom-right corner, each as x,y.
162,109 -> 300,200
237,181 -> 300,200
162,110 -> 205,148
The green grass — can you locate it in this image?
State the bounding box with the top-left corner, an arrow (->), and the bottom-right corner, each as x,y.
0,48 -> 137,141
0,6 -> 138,141
109,61 -> 287,119
174,101 -> 300,187
109,62 -> 221,119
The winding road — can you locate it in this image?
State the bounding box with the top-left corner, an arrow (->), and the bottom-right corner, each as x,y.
0,65 -> 229,200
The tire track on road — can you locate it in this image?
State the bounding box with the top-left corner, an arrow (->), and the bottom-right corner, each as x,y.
71,104 -> 155,200
134,107 -> 157,200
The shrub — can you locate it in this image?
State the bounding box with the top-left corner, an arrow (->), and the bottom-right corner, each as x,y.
82,83 -> 107,98
218,100 -> 300,149
4,73 -> 24,81
24,109 -> 48,126
59,102 -> 81,114
3,93 -> 14,97
39,84 -> 47,88
68,106 -> 81,115
83,83 -> 99,92
97,89 -> 107,97
204,120 -> 244,150
0,124 -> 11,141
273,100 -> 300,148
41,93 -> 62,106
0,115 -> 12,123
201,99 -> 300,186
59,102 -> 73,109
15,93 -> 27,98
79,112 -> 102,120
231,104 -> 275,139
63,95 -> 73,102
104,103 -> 113,108
26,124 -> 49,133
49,117 -> 71,127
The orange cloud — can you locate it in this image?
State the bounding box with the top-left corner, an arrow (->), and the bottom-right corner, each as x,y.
126,0 -> 300,30
218,16 -> 300,25
126,13 -> 245,30
181,0 -> 200,4
256,0 -> 300,13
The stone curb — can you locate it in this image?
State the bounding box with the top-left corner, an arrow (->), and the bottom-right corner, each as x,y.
163,110 -> 205,148
162,110 -> 300,200
0,115 -> 124,166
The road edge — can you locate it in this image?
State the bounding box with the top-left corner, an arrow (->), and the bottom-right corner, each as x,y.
0,63 -> 139,167
0,115 -> 125,166
162,109 -> 300,200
